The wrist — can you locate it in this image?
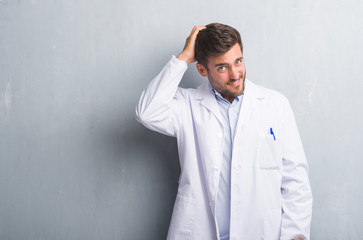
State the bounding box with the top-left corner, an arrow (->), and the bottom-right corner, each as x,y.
177,52 -> 193,65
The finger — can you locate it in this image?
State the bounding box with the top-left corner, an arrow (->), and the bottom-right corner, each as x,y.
190,25 -> 206,36
189,26 -> 206,41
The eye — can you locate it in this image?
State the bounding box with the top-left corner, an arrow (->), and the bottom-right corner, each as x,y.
218,66 -> 226,72
236,59 -> 243,64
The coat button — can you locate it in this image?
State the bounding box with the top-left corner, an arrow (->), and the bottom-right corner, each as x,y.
217,132 -> 223,138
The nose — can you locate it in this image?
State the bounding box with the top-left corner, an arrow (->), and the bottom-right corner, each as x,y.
229,66 -> 240,80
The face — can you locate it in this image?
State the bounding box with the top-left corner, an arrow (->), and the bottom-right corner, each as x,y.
197,43 -> 246,103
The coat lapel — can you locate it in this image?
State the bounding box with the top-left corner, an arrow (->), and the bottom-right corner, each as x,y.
194,79 -> 265,130
236,79 -> 265,131
194,81 -> 224,125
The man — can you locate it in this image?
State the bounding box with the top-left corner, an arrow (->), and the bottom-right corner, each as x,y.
136,23 -> 312,240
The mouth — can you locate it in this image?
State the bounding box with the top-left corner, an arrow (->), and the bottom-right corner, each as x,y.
228,78 -> 241,87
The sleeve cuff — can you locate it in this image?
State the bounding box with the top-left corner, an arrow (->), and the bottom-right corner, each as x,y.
172,55 -> 188,67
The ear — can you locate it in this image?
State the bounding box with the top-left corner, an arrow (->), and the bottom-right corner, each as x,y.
196,63 -> 208,77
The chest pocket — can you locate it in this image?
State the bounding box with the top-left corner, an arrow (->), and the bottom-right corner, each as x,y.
257,131 -> 282,170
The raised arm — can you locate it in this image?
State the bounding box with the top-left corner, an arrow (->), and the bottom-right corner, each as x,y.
135,26 -> 205,136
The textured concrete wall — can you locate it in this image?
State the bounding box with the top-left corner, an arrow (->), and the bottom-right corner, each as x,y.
1,0 -> 362,239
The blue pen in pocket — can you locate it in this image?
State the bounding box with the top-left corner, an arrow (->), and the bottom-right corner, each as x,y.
270,127 -> 276,141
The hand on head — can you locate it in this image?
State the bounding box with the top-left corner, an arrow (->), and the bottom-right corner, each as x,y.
177,25 -> 206,65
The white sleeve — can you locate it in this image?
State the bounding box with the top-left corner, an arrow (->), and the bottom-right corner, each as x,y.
135,56 -> 188,137
280,98 -> 313,240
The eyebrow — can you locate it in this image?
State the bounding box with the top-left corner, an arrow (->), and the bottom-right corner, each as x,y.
214,57 -> 243,67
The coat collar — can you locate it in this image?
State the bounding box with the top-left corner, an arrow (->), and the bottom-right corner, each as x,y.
237,79 -> 265,129
194,81 -> 223,122
194,79 -> 265,127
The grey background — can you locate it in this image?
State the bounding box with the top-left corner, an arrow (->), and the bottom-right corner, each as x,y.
1,0 -> 362,239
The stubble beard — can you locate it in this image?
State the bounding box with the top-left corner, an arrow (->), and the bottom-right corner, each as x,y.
224,72 -> 246,98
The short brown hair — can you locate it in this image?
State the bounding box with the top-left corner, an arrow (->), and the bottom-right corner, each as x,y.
195,23 -> 243,67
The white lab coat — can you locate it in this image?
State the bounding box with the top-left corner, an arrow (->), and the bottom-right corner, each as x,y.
136,56 -> 312,240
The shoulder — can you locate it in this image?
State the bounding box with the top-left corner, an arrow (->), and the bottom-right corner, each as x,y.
175,80 -> 209,100
174,86 -> 197,99
247,79 -> 289,105
246,79 -> 294,120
